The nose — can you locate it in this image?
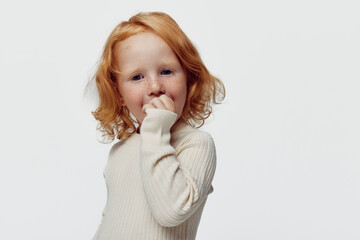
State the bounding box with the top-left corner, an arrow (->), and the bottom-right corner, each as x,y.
147,76 -> 165,96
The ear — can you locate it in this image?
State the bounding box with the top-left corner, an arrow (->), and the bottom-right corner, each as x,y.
120,98 -> 126,106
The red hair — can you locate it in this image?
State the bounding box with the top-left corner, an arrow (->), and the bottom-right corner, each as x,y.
85,11 -> 225,143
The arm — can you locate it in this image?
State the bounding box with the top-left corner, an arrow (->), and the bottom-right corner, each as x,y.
140,108 -> 216,227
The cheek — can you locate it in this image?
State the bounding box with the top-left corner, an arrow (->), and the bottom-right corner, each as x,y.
178,80 -> 188,100
173,84 -> 187,106
171,75 -> 187,97
122,85 -> 146,103
135,85 -> 146,94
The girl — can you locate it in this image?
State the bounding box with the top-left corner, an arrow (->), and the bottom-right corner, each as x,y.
88,11 -> 225,240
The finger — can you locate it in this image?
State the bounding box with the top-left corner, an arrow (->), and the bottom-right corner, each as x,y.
159,95 -> 175,112
149,97 -> 167,110
142,103 -> 155,113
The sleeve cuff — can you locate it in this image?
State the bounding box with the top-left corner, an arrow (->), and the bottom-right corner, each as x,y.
140,109 -> 178,146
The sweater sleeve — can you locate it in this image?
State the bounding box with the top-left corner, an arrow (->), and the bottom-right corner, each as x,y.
140,108 -> 216,227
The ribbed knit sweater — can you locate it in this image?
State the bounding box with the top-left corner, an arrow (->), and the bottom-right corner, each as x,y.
92,108 -> 217,240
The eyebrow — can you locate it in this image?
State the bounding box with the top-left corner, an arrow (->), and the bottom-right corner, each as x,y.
120,61 -> 181,76
159,61 -> 180,68
119,67 -> 141,77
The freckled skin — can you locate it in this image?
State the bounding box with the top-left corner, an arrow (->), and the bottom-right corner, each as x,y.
115,32 -> 187,123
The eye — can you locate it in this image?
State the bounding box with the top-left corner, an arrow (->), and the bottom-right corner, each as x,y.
160,69 -> 172,75
131,74 -> 144,81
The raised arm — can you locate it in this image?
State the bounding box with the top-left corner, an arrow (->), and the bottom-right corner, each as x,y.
140,108 -> 216,227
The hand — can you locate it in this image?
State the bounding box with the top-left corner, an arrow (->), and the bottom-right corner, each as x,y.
142,95 -> 176,113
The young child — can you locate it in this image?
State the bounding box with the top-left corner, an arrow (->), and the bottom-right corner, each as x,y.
89,11 -> 225,240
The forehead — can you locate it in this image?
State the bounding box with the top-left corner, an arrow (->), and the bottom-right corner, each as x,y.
115,32 -> 175,64
119,31 -> 167,49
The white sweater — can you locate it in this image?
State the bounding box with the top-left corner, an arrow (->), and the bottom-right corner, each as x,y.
92,108 -> 217,240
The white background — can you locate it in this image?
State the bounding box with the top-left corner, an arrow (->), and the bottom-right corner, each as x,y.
1,0 -> 359,239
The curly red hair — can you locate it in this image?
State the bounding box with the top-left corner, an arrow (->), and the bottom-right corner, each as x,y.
85,11 -> 225,143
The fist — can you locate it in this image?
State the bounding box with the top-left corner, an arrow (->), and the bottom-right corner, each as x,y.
142,95 -> 175,113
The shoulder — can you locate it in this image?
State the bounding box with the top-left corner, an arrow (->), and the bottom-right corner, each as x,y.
109,141 -> 123,156
171,122 -> 215,153
172,124 -> 217,172
108,133 -> 140,157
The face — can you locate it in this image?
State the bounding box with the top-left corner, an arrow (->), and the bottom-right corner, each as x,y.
115,32 -> 187,123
